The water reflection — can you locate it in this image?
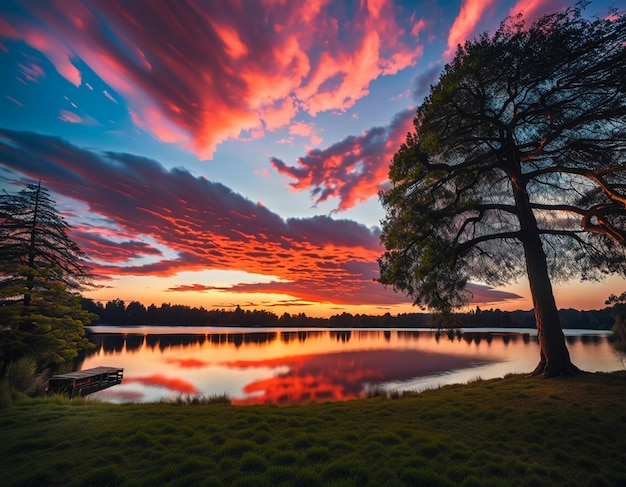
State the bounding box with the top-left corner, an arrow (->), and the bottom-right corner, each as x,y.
228,349 -> 489,405
82,328 -> 624,405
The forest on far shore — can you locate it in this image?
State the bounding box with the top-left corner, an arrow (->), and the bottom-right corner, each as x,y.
82,298 -> 616,330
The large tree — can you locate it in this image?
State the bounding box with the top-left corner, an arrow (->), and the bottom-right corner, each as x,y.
0,182 -> 95,372
378,7 -> 626,377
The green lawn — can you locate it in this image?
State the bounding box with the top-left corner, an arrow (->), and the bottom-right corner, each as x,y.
2,372 -> 626,486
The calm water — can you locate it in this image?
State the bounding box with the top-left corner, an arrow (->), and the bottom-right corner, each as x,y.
81,326 -> 625,404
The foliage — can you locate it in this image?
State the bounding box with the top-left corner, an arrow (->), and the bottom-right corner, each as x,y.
1,373 -> 626,486
0,182 -> 90,295
0,183 -> 95,373
0,355 -> 48,407
379,6 -> 626,309
378,6 -> 626,375
0,355 -> 48,408
3,355 -> 46,394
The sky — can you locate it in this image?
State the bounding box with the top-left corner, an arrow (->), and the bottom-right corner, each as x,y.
1,0 -> 624,318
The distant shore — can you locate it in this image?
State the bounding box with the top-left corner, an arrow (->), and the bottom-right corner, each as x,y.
85,305 -> 615,331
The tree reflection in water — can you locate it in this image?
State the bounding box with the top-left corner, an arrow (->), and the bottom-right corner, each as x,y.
81,328 -> 621,404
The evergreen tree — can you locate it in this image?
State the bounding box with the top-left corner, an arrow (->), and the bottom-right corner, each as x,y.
0,182 -> 95,372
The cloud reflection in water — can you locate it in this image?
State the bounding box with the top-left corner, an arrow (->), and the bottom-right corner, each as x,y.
225,349 -> 491,404
82,328 -> 621,404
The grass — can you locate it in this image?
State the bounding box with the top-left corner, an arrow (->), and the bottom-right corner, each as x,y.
2,372 -> 626,486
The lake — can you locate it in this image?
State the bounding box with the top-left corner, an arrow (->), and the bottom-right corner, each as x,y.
81,326 -> 625,405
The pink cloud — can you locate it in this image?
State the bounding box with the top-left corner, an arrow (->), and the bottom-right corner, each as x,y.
211,23 -> 248,59
0,129 -> 522,308
445,0 -> 496,57
20,26 -> 82,86
272,109 -> 414,211
289,121 -> 323,145
0,16 -> 19,39
58,109 -> 82,124
508,0 -> 568,21
1,0 -> 423,159
289,121 -> 315,137
17,60 -> 45,84
253,168 -> 271,177
411,18 -> 427,37
102,90 -> 117,104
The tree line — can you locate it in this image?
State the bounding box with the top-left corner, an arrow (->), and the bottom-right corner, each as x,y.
84,298 -> 614,330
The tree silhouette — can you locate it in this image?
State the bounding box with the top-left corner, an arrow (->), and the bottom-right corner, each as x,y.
378,7 -> 626,377
1,182 -> 90,306
0,182 -> 94,371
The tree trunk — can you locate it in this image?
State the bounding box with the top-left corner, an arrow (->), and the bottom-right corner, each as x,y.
523,237 -> 581,377
509,174 -> 581,377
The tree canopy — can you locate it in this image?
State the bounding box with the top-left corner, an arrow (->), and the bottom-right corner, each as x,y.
0,183 -> 95,373
378,7 -> 626,376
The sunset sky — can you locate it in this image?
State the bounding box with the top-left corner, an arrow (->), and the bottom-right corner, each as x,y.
1,0 -> 624,318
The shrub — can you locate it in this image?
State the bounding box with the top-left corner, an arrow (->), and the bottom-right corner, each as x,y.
4,356 -> 47,395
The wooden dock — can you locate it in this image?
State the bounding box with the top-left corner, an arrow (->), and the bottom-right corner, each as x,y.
47,366 -> 124,398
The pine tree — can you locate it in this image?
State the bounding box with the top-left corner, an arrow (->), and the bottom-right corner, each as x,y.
0,182 -> 95,372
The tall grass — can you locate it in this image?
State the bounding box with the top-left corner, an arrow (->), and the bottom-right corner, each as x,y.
2,372 -> 626,486
0,356 -> 48,407
170,392 -> 232,405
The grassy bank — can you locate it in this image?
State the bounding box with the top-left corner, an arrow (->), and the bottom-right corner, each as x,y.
2,372 -> 626,486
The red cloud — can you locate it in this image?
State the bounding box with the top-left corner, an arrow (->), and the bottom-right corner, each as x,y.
271,109 -> 414,211
0,129 -> 522,307
1,0 -> 423,159
166,284 -> 216,294
71,230 -> 162,263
